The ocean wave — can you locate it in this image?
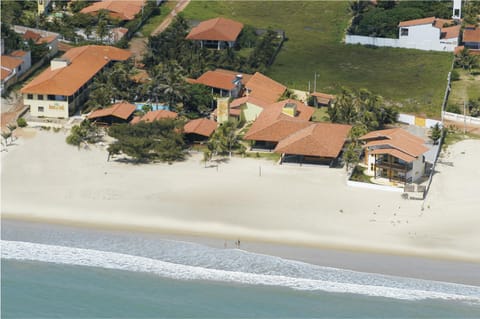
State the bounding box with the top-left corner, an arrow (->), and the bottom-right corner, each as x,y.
2,240 -> 480,303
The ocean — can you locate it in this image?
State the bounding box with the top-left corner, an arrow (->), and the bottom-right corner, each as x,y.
2,221 -> 480,318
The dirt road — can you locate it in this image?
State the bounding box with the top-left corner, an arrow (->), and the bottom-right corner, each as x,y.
129,0 -> 191,62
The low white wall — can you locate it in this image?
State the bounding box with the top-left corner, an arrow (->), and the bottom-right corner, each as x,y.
346,180 -> 404,193
397,113 -> 415,125
27,121 -> 63,129
443,111 -> 480,125
345,35 -> 456,52
345,35 -> 399,48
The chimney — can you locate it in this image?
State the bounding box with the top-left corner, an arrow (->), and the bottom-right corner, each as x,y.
50,58 -> 70,70
232,74 -> 243,87
282,102 -> 297,117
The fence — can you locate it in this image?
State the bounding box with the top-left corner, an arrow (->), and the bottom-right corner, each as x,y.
344,34 -> 456,52
397,113 -> 441,128
345,35 -> 399,48
420,57 -> 454,207
442,111 -> 480,126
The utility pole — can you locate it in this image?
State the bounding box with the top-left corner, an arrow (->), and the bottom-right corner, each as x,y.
463,100 -> 467,135
313,72 -> 317,93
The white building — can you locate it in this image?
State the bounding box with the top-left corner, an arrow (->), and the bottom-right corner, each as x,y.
397,17 -> 461,52
360,128 -> 429,184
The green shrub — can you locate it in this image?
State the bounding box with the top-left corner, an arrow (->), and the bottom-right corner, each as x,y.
16,117 -> 27,127
446,104 -> 461,114
450,69 -> 460,81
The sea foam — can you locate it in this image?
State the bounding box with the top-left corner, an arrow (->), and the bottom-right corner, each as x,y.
2,240 -> 480,303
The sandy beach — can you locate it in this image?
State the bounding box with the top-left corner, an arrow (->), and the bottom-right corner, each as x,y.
2,129 -> 480,274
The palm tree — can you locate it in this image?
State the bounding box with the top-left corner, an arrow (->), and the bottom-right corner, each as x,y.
7,124 -> 17,141
1,131 -> 12,148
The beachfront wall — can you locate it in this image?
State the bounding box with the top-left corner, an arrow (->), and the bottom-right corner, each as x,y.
397,113 -> 441,128
242,101 -> 263,122
345,28 -> 458,52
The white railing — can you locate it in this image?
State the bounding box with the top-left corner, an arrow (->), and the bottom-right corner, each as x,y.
442,111 -> 480,125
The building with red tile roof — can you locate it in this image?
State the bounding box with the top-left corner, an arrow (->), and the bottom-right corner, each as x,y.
21,45 -> 131,119
275,123 -> 351,164
463,25 -> 480,50
183,118 -> 217,140
245,72 -> 287,103
17,26 -> 60,57
1,51 -> 31,94
244,100 -> 315,149
189,69 -> 252,98
186,17 -> 244,50
360,128 -> 429,183
130,110 -> 178,124
311,92 -> 335,106
88,102 -> 137,124
81,0 -> 146,21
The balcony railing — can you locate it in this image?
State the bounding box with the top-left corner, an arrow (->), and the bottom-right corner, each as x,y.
375,160 -> 412,171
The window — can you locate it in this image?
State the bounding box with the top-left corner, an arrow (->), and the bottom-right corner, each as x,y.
38,106 -> 44,112
27,94 -> 33,100
48,95 -> 55,100
454,9 -> 460,16
370,163 -> 374,171
401,28 -> 409,36
37,95 -> 44,100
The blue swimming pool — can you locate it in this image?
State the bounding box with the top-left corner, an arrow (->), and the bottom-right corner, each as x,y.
134,103 -> 170,111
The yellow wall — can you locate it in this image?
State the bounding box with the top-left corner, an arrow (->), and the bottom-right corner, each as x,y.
414,116 -> 426,127
242,102 -> 263,122
25,95 -> 69,118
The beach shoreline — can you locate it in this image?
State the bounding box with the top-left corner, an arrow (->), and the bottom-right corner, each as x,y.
1,129 -> 480,285
3,218 -> 480,286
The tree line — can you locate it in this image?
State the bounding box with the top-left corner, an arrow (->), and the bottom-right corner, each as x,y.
348,0 -> 453,38
144,15 -> 282,77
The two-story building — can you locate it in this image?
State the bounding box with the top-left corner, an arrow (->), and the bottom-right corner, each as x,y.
360,128 -> 429,184
21,45 -> 131,119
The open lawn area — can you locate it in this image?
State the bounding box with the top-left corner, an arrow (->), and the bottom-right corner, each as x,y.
449,69 -> 480,109
182,1 -> 453,118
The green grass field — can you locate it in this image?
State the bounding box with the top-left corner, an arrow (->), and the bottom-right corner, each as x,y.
140,3 -> 174,37
182,1 -> 453,118
449,69 -> 480,109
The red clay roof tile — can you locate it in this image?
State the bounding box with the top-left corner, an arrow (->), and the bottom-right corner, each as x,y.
21,45 -> 131,96
186,17 -> 244,42
88,102 -> 136,121
184,118 -> 217,137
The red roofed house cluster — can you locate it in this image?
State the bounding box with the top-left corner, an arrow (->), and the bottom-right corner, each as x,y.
21,45 -> 131,119
360,128 -> 429,183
